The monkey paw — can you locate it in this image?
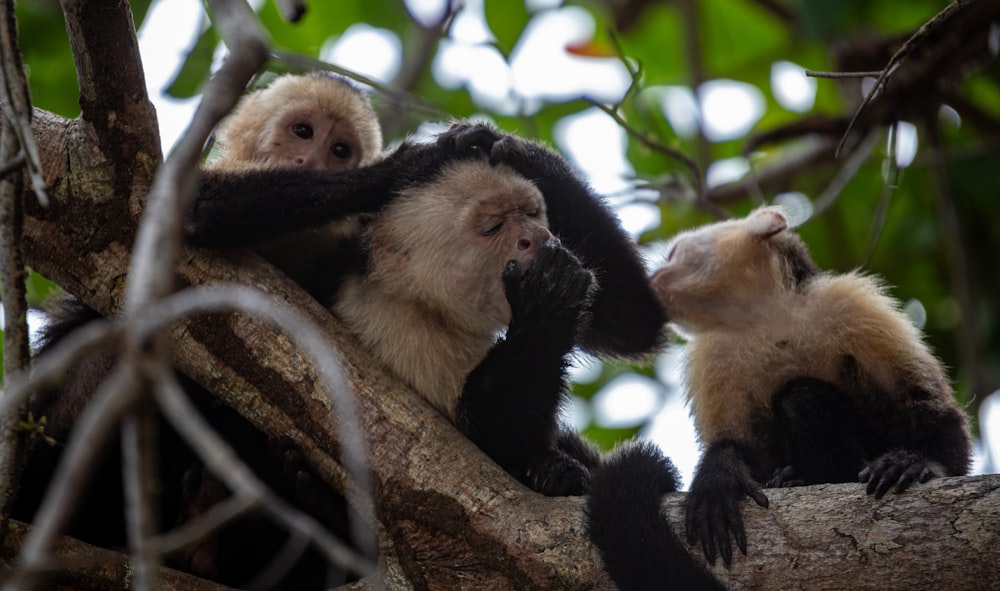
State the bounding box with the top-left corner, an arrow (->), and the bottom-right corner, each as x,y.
859,449 -> 944,498
765,465 -> 806,488
523,448 -> 592,497
436,121 -> 501,158
503,238 -> 594,332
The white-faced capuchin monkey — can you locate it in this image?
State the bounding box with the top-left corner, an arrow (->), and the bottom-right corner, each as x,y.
207,71 -> 385,293
589,206 -> 971,587
208,72 -> 383,173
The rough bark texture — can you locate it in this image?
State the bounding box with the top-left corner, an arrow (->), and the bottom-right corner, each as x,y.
9,107 -> 1000,590
0,520 -> 239,591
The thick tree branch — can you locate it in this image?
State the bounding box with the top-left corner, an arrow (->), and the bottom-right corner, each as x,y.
16,105 -> 1000,590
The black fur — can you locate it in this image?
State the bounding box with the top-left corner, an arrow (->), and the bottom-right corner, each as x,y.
587,442 -> 724,591
438,122 -> 668,357
456,239 -> 598,495
686,376 -> 972,566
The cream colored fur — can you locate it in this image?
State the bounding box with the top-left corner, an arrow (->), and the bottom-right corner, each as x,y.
208,73 -> 383,172
333,160 -> 550,417
653,206 -> 953,445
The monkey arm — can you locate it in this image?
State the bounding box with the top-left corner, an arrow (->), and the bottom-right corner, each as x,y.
186,139 -> 487,248
684,439 -> 770,568
439,123 -> 667,358
455,240 -> 596,496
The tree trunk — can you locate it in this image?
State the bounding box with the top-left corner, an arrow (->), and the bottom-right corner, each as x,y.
10,106 -> 1000,591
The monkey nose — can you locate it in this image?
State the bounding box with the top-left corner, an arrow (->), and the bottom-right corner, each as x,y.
517,238 -> 532,251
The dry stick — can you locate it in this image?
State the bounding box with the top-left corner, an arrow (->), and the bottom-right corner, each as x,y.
154,358 -> 375,576
0,0 -> 35,520
804,70 -> 883,79
0,1 -> 46,208
137,284 -> 377,562
115,2 -> 268,588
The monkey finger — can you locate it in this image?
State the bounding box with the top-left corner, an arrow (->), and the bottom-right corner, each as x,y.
893,468 -> 919,494
870,464 -> 901,498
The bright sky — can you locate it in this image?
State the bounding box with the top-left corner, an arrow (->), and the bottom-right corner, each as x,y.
133,0 -> 990,481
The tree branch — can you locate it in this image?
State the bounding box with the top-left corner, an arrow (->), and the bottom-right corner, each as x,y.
17,107 -> 1000,589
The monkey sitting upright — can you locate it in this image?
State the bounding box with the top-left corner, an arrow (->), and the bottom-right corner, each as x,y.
588,205 -> 971,589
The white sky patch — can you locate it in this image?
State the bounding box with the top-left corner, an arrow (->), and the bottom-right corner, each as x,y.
980,391 -> 1000,473
508,7 -> 630,104
771,60 -> 816,113
892,121 -> 919,168
554,108 -> 633,194
644,393 -> 701,489
705,156 -> 750,188
593,373 -> 662,428
616,202 -> 661,237
699,79 -> 766,142
432,40 -> 516,113
321,24 -> 402,83
657,85 -> 701,138
137,0 -> 204,153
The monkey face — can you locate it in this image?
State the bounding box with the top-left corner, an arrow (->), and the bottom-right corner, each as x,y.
370,160 -> 549,332
263,107 -> 370,172
210,73 -> 383,173
651,207 -> 793,334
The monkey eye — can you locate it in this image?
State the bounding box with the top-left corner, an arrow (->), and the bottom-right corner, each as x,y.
293,123 -> 314,139
482,221 -> 504,236
526,209 -> 540,218
332,142 -> 352,159
666,244 -> 678,262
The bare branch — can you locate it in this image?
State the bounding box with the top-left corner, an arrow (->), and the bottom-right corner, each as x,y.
6,362 -> 144,591
0,0 -> 47,206
154,365 -> 375,576
0,1 -> 30,520
805,69 -> 883,79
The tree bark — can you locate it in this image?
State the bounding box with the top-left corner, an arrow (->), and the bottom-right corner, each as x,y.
11,107 -> 1000,591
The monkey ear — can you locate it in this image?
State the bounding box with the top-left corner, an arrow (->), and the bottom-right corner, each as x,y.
746,206 -> 788,240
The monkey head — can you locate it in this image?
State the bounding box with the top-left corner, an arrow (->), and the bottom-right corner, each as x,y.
212,73 -> 383,172
366,160 -> 551,333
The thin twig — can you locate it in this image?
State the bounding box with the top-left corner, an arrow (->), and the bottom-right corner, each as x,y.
0,0 -> 47,207
155,364 -> 376,577
804,70 -> 883,79
585,98 -> 709,207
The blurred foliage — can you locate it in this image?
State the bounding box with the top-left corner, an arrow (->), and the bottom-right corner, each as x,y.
12,0 -> 1000,455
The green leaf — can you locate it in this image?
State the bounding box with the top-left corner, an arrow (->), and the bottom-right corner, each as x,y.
484,0 -> 531,58
166,23 -> 218,99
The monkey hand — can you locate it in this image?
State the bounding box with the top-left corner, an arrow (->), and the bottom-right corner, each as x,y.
503,238 -> 594,337
436,121 -> 503,159
524,447 -> 593,496
487,133 -> 575,184
859,449 -> 945,498
684,442 -> 769,567
765,465 -> 806,488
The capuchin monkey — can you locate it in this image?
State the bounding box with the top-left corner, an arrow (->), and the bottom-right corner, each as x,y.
208,71 -> 385,292
643,206 -> 970,568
